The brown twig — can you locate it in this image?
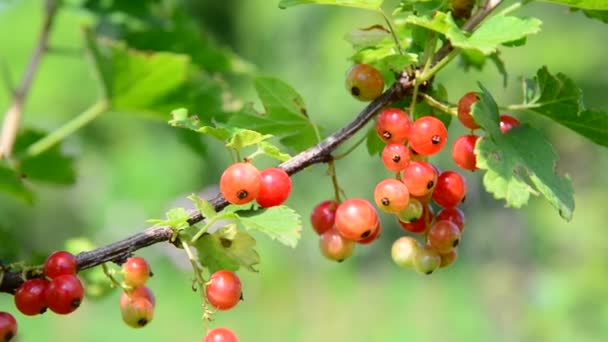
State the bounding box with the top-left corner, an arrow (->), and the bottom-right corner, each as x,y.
0,0 -> 59,159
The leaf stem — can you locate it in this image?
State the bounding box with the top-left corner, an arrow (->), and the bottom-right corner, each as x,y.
498,2 -> 522,16
419,48 -> 459,82
26,100 -> 109,157
101,263 -> 123,289
420,93 -> 458,116
333,132 -> 367,160
379,9 -> 404,55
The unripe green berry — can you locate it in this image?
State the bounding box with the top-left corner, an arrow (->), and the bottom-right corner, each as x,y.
413,247 -> 441,275
391,237 -> 421,268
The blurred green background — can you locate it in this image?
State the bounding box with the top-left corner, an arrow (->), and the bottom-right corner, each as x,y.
1,0 -> 607,341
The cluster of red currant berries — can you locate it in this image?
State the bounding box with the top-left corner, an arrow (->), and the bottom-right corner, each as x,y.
220,163 -> 292,208
202,270 -> 242,341
119,256 -> 155,328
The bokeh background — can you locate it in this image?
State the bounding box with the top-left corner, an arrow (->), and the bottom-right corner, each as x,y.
1,0 -> 607,341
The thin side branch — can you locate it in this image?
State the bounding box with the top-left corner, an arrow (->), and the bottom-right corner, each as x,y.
0,0 -> 59,159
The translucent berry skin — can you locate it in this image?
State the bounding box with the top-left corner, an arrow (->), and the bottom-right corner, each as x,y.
457,92 -> 480,129
452,135 -> 479,171
396,198 -> 423,223
0,312 -> 17,342
121,296 -> 154,328
204,327 -> 238,342
219,162 -> 261,205
345,64 -> 385,101
440,249 -> 458,268
44,251 -> 77,279
427,220 -> 461,253
391,236 -> 421,268
45,274 -> 84,315
357,220 -> 381,245
335,198 -> 380,241
398,203 -> 434,234
120,286 -> 156,308
432,171 -> 467,208
408,116 -> 448,156
319,228 -> 355,262
255,168 -> 292,208
499,114 -> 520,133
436,207 -> 465,232
206,270 -> 242,311
381,143 -> 410,172
374,179 -> 410,214
413,247 -> 441,275
122,257 -> 151,288
14,279 -> 49,316
310,200 -> 339,235
376,108 -> 411,144
402,161 -> 438,197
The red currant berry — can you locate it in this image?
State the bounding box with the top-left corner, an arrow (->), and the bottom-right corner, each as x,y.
499,114 -> 520,133
452,134 -> 479,171
396,197 -> 423,223
381,143 -> 410,172
391,237 -> 421,268
335,198 -> 380,241
402,161 -> 437,197
45,274 -> 84,315
256,168 -> 291,208
376,108 -> 411,144
345,64 -> 385,101
120,286 -> 156,308
44,251 -> 77,279
219,162 -> 261,205
427,220 -> 461,253
440,249 -> 458,268
310,200 -> 339,235
413,247 -> 441,275
432,171 -> 467,208
357,220 -> 381,245
398,203 -> 434,234
436,207 -> 465,232
408,116 -> 448,155
0,312 -> 17,342
374,179 -> 410,214
122,257 -> 152,288
14,279 -> 49,316
319,228 -> 355,261
206,270 -> 242,311
457,92 -> 480,129
204,327 -> 238,342
120,296 -> 154,328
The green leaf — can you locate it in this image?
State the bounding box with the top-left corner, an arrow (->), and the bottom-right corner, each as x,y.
472,85 -> 574,221
516,67 -> 608,147
228,77 -> 320,152
577,9 -> 608,23
147,207 -> 190,230
405,11 -> 457,35
0,164 -> 32,203
344,25 -> 391,50
279,0 -> 384,10
188,194 -> 217,219
193,224 -> 260,274
366,125 -> 384,156
258,141 -> 292,162
447,15 -> 542,55
234,205 -> 302,248
538,0 -> 608,10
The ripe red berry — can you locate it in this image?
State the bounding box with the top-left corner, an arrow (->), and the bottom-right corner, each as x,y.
122,257 -> 152,288
0,312 -> 17,342
219,162 -> 261,205
335,198 -> 380,241
452,134 -> 479,171
374,179 -> 410,214
206,270 -> 242,311
499,114 -> 520,133
413,247 -> 441,275
381,143 -> 410,172
45,274 -> 84,315
436,207 -> 465,232
204,327 -> 238,342
427,220 -> 461,253
319,228 -> 355,261
391,237 -> 421,268
402,161 -> 437,197
14,279 -> 49,316
120,286 -> 156,308
256,168 -> 292,208
357,220 -> 381,245
44,251 -> 77,279
310,200 -> 339,235
398,203 -> 434,234
432,171 -> 467,208
440,249 -> 458,268
457,92 -> 480,129
408,116 -> 448,155
345,64 -> 385,101
376,108 -> 411,144
120,296 -> 154,328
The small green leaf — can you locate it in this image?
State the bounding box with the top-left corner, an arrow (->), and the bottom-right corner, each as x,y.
344,25 -> 391,50
188,194 -> 217,219
472,85 -> 574,221
193,225 -> 260,274
0,164 -> 32,203
576,9 -> 608,23
366,125 -> 384,156
258,141 -> 292,162
279,0 -> 383,10
538,0 -> 608,10
405,11 -> 457,35
234,205 -> 302,248
148,207 -> 191,230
